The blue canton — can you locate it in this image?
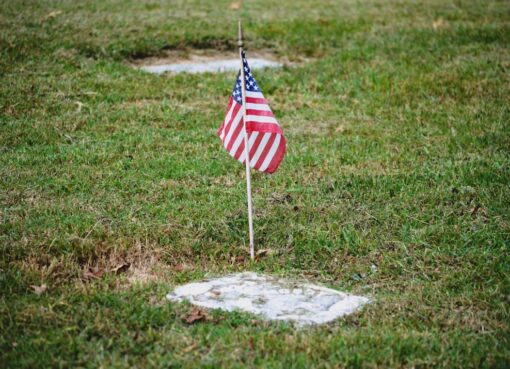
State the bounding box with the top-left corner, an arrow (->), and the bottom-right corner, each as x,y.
231,51 -> 261,104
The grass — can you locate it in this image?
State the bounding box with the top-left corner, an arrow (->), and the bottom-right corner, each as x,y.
1,0 -> 509,367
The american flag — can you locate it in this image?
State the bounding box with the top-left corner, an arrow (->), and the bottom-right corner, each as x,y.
218,51 -> 286,174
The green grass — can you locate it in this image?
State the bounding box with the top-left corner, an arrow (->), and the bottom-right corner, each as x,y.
1,0 -> 509,367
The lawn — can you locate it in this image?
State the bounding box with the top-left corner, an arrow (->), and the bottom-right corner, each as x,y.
1,0 -> 509,368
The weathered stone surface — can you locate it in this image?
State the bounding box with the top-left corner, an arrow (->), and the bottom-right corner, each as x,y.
167,272 -> 369,326
140,58 -> 281,74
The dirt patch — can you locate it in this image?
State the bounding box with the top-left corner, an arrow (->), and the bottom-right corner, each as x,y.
79,244 -> 175,288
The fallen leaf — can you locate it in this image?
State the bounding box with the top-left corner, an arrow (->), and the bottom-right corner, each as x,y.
174,263 -> 187,272
30,284 -> 47,295
184,307 -> 207,324
229,2 -> 241,10
42,10 -> 62,22
112,263 -> 130,274
183,343 -> 197,353
335,125 -> 346,133
256,249 -> 273,258
432,18 -> 446,30
83,266 -> 103,281
470,204 -> 486,216
75,101 -> 84,112
286,234 -> 294,247
231,255 -> 245,263
269,192 -> 293,204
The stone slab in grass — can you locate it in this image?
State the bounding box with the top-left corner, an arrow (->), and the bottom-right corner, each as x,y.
166,272 -> 369,326
141,58 -> 281,74
133,50 -> 283,75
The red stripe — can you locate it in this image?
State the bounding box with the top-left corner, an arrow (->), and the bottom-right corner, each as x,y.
246,109 -> 273,117
233,140 -> 245,160
218,97 -> 234,136
246,97 -> 268,104
226,117 -> 244,152
222,102 -> 241,138
218,122 -> 225,137
265,137 -> 286,173
254,133 -> 276,170
246,122 -> 283,135
248,132 -> 264,160
221,103 -> 241,143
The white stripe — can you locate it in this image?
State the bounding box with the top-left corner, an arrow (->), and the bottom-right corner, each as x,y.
229,128 -> 245,157
223,109 -> 243,148
250,133 -> 271,168
246,103 -> 271,111
220,103 -> 236,139
259,134 -> 281,172
238,132 -> 259,163
246,115 -> 278,124
246,91 -> 264,98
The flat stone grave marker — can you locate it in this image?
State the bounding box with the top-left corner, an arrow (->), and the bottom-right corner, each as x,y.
134,50 -> 283,75
167,272 -> 369,326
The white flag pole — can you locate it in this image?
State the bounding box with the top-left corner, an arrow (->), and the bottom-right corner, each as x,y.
238,21 -> 255,261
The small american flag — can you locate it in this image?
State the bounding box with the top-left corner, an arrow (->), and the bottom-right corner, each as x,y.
218,51 -> 286,174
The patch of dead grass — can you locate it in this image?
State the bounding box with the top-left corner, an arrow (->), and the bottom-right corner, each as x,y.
17,241 -> 180,290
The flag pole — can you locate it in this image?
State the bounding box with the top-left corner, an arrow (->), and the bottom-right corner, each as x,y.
238,21 -> 255,261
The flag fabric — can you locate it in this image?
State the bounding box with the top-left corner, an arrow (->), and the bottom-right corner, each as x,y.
218,51 -> 285,174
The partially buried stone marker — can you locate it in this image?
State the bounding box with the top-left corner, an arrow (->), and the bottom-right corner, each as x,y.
166,272 -> 369,326
140,58 -> 282,74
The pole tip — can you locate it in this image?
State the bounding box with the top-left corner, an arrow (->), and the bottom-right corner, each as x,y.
238,20 -> 244,47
